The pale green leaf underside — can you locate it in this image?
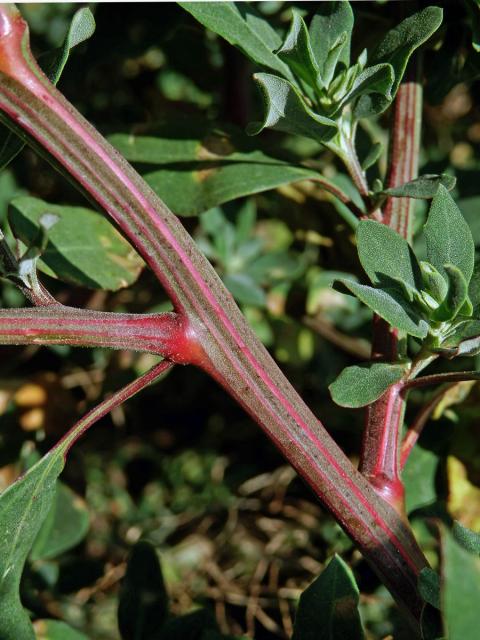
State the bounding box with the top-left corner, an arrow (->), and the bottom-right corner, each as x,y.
336,278 -> 428,338
329,362 -> 405,408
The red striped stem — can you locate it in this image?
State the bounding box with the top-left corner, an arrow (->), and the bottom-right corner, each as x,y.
360,62 -> 423,514
0,5 -> 428,626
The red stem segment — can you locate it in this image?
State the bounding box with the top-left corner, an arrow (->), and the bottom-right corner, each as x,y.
0,306 -> 195,361
0,6 -> 429,626
359,63 -> 423,513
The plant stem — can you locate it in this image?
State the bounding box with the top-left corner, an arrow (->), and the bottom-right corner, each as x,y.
359,60 -> 423,512
404,370 -> 480,390
57,360 -> 173,456
0,306 -> 195,360
0,7 -> 429,626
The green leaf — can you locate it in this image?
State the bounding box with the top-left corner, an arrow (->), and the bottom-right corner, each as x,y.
49,8 -> 96,84
335,278 -> 429,338
0,8 -> 95,172
9,197 -> 144,290
382,174 -> 456,199
361,142 -> 382,171
403,445 -> 439,513
438,319 -> 480,357
344,63 -> 395,116
420,261 -> 448,303
441,526 -> 480,640
118,541 -> 169,640
0,439 -> 85,638
30,482 -> 89,561
419,568 -> 441,610
109,124 -> 322,216
292,555 -> 365,640
309,2 -> 354,86
452,521 -> 480,555
424,186 -> 475,285
179,2 -> 292,80
329,362 -> 405,408
276,11 -> 320,92
249,73 -> 337,142
432,265 -> 469,322
34,620 -> 89,640
355,6 -> 443,116
223,273 -> 266,307
356,219 -> 421,290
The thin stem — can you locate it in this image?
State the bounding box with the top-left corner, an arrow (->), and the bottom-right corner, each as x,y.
404,370 -> 480,390
310,175 -> 365,220
0,7 -> 429,626
0,306 -> 197,361
400,383 -> 457,469
57,359 -> 173,456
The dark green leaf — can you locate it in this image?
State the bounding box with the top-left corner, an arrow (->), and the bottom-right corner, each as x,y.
403,445 -> 439,513
432,265 -> 469,322
109,125 -> 322,216
361,142 -> 382,171
179,2 -> 292,80
276,11 -> 320,91
49,8 -> 96,84
9,197 -> 144,290
249,73 -> 337,142
31,482 -> 89,561
34,620 -> 89,640
452,521 -> 480,555
292,555 -> 365,640
419,568 -> 441,610
309,2 -> 354,86
355,7 -> 443,116
0,8 -> 95,172
424,186 -> 475,285
118,541 -> 169,640
441,526 -> 480,640
356,219 -> 421,290
329,362 -> 405,408
158,608 -> 219,640
382,174 -> 456,199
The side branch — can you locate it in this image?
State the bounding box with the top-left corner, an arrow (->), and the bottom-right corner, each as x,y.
0,306 -> 198,363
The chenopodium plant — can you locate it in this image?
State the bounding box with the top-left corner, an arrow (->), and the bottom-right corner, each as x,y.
1,2 -> 480,639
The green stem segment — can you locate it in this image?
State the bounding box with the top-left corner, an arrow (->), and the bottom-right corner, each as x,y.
0,5 -> 428,627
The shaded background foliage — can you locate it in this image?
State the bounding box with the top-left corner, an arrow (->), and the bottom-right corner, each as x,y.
1,1 -> 480,638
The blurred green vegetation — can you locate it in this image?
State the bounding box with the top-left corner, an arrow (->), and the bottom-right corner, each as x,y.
1,2 -> 480,638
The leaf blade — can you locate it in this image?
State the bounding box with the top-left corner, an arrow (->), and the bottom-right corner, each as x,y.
329,362 -> 405,408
